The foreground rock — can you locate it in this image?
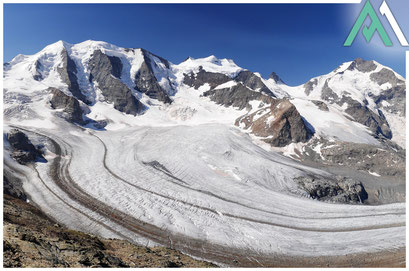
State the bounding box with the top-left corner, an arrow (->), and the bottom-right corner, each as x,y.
3,194 -> 216,268
6,129 -> 44,165
295,176 -> 368,203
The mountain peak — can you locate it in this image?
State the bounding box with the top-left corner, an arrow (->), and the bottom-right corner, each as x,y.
346,57 -> 377,73
269,72 -> 284,84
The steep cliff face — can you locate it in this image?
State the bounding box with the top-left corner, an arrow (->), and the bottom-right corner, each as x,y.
6,129 -> 45,165
183,66 -> 231,90
88,50 -> 145,115
236,99 -> 311,147
133,49 -> 173,104
57,48 -> 89,104
49,87 -> 86,124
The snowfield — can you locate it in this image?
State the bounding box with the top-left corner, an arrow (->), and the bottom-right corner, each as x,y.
4,120 -> 405,264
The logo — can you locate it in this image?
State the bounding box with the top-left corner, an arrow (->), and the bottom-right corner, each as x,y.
344,0 -> 408,47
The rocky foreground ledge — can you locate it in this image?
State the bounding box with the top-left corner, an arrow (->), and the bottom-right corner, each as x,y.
3,193 -> 216,268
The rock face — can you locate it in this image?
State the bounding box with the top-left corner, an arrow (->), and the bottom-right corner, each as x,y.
4,173 -> 27,201
342,97 -> 392,138
318,79 -> 392,139
134,49 -> 173,104
32,60 -> 43,81
295,176 -> 368,203
320,80 -> 339,101
269,72 -> 284,84
236,99 -> 312,147
346,58 -> 377,73
311,100 -> 329,111
183,66 -> 231,89
88,50 -> 145,115
234,71 -> 276,97
49,88 -> 86,124
135,49 -> 172,104
301,138 -> 405,177
303,79 -> 318,96
6,129 -> 44,165
3,194 -> 216,268
203,83 -> 274,110
57,48 -> 89,104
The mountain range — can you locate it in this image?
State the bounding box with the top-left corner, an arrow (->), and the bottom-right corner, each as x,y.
3,40 -> 406,267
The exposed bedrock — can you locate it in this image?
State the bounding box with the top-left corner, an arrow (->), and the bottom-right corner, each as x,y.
370,68 -> 404,86
320,81 -> 392,139
301,138 -> 405,178
303,78 -> 318,96
234,70 -> 276,97
6,129 -> 45,165
295,175 -> 368,203
311,100 -> 329,111
341,97 -> 392,139
88,50 -> 145,115
269,72 -> 284,84
203,83 -> 275,110
236,99 -> 312,147
32,60 -> 43,81
49,87 -> 86,125
183,66 -> 231,90
134,49 -> 172,104
346,58 -> 377,73
57,48 -> 89,104
3,172 -> 27,201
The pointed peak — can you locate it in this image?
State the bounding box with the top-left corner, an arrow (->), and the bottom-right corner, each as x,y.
183,56 -> 195,62
346,57 -> 377,73
269,72 -> 285,84
203,55 -> 219,63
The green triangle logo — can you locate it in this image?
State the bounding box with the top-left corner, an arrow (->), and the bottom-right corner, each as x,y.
344,0 -> 392,46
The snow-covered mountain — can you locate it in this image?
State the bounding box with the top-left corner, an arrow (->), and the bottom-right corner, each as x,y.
3,40 -> 406,267
4,40 -> 405,147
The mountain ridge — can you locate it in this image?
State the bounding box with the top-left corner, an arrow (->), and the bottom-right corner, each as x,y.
4,39 -> 405,149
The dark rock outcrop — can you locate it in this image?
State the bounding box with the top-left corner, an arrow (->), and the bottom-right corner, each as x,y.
6,129 -> 44,165
296,176 -> 368,203
134,49 -> 172,104
88,50 -> 145,115
57,48 -> 89,104
317,78 -> 392,139
347,58 -> 377,73
303,79 -> 318,96
269,72 -> 284,84
341,97 -> 392,139
49,88 -> 86,124
236,99 -> 312,147
311,100 -> 329,111
183,66 -> 231,90
4,172 -> 27,201
301,138 -> 405,177
320,80 -> 339,101
374,84 -> 405,116
32,60 -> 43,81
370,68 -> 404,86
234,71 -> 276,97
203,83 -> 274,110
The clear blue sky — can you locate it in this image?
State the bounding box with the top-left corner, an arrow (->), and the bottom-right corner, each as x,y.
3,2 -> 408,85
